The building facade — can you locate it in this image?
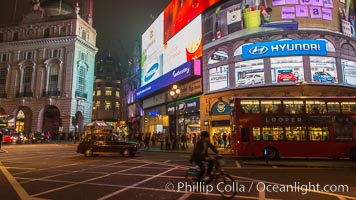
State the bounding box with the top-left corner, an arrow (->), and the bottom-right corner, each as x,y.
92,53 -> 121,129
0,0 -> 97,136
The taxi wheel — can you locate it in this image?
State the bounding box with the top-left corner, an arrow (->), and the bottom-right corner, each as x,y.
122,149 -> 131,157
84,149 -> 93,157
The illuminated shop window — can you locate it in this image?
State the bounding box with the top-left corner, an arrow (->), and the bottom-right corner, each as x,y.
104,100 -> 111,110
305,100 -> 326,114
96,90 -> 101,96
308,127 -> 329,141
241,100 -> 260,114
115,101 -> 120,108
261,100 -> 282,114
327,102 -> 340,114
235,59 -> 265,87
283,100 -> 304,114
116,91 -> 120,97
252,127 -> 261,140
341,102 -> 356,114
285,127 -> 307,141
271,56 -> 303,84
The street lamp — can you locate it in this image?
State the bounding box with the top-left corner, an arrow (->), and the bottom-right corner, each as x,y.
170,84 -> 180,149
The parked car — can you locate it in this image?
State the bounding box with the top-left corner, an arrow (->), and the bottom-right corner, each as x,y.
277,72 -> 296,83
313,72 -> 335,83
32,132 -> 46,143
2,132 -> 16,144
237,74 -> 264,85
76,133 -> 139,157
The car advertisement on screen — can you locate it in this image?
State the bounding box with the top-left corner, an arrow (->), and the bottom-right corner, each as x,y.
164,15 -> 202,74
209,65 -> 229,91
164,0 -> 221,42
271,56 -> 304,83
141,13 -> 164,86
341,59 -> 356,86
202,0 -> 356,48
310,56 -> 337,83
235,59 -> 265,87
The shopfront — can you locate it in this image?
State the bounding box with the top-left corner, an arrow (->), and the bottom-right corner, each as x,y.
144,105 -> 169,134
210,101 -> 232,147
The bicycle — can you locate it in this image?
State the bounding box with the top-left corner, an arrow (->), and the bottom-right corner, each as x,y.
185,155 -> 237,199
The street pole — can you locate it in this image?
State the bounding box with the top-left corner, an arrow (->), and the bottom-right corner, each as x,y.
170,84 -> 180,150
74,99 -> 79,144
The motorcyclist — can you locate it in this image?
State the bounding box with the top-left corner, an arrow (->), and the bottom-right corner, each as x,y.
190,131 -> 219,182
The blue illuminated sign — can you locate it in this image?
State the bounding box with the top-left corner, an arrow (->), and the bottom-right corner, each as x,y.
242,40 -> 327,60
136,61 -> 193,99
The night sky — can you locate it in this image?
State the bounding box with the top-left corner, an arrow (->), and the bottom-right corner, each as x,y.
0,0 -> 171,65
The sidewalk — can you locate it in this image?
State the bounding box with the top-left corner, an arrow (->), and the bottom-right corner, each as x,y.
139,143 -> 233,155
240,159 -> 356,168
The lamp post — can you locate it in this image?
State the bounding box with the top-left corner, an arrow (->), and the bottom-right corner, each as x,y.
170,84 -> 180,149
74,99 -> 81,144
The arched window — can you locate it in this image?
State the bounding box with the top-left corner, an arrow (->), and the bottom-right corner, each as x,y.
13,31 -> 19,41
44,28 -> 50,38
77,65 -> 87,98
0,68 -> 7,96
48,63 -> 59,94
22,66 -> 33,96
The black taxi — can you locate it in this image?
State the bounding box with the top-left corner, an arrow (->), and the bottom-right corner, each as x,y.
76,133 -> 139,157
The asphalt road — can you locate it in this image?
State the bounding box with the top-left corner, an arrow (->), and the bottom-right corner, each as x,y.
0,143 -> 355,200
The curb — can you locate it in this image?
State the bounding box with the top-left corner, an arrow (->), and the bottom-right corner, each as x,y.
242,161 -> 356,169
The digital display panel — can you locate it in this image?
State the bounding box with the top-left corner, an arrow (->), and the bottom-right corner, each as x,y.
209,65 -> 229,91
235,59 -> 265,87
310,56 -> 338,83
164,0 -> 221,42
271,56 -> 304,84
341,59 -> 356,86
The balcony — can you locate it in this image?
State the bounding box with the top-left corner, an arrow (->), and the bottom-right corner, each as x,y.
16,91 -> 33,98
42,90 -> 60,97
0,93 -> 7,98
75,91 -> 87,99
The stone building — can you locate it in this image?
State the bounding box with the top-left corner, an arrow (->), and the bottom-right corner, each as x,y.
0,0 -> 97,136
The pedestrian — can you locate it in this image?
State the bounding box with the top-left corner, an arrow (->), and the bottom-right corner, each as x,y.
223,132 -> 227,149
160,132 -> 164,150
165,133 -> 170,150
144,133 -> 150,150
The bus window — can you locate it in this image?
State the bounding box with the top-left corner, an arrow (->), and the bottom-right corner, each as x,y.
241,127 -> 250,142
285,127 -> 307,141
327,102 -> 340,114
241,100 -> 260,114
261,100 -> 281,114
308,127 -> 329,141
306,100 -> 326,114
252,127 -> 261,140
262,126 -> 284,141
283,100 -> 304,114
341,102 -> 356,114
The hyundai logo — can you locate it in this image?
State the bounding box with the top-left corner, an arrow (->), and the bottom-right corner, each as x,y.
249,46 -> 268,55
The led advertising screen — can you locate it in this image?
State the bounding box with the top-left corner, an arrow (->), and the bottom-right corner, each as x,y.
341,59 -> 356,86
141,13 -> 164,86
235,59 -> 265,87
202,0 -> 356,47
310,56 -> 338,83
271,56 -> 304,83
209,65 -> 229,91
164,15 -> 202,74
164,0 -> 221,42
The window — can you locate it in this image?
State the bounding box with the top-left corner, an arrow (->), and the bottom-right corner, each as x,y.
22,66 -> 33,93
241,100 -> 260,114
48,63 -> 59,93
115,101 -> 120,108
283,100 -> 304,114
209,65 -> 229,91
0,33 -> 3,42
13,31 -> 19,41
285,127 -> 307,141
327,102 -> 340,114
341,102 -> 356,113
104,100 -> 112,110
60,26 -> 67,36
116,91 -> 120,97
50,49 -> 60,58
24,51 -> 34,60
262,127 -> 284,141
1,53 -> 9,62
306,100 -> 326,114
310,56 -> 337,83
82,30 -> 87,40
308,127 -> 329,141
261,100 -> 282,114
44,28 -> 50,38
0,68 -> 7,94
252,127 -> 261,140
96,90 -> 101,96
105,90 -> 112,96
78,65 -> 86,97
95,100 -> 100,108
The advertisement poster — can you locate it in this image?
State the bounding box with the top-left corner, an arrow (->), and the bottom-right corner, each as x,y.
235,59 -> 265,87
209,65 -> 229,91
208,51 -> 228,66
164,15 -> 202,74
341,59 -> 356,86
271,56 -> 304,83
141,13 -> 164,86
310,56 -> 337,83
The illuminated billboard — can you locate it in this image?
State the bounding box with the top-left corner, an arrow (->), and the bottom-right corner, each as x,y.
164,0 -> 221,42
164,15 -> 202,73
202,0 -> 356,47
141,13 -> 164,86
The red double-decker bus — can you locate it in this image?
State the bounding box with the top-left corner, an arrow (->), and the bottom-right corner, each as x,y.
232,97 -> 356,160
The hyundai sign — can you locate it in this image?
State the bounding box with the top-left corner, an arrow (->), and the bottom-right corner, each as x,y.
242,40 -> 327,60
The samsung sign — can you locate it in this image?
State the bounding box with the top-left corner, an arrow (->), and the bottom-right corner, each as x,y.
137,61 -> 195,99
242,40 -> 327,60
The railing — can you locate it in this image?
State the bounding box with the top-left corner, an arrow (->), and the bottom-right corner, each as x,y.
42,90 -> 60,97
16,91 -> 33,98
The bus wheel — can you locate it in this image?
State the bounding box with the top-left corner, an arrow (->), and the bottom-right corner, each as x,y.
264,147 -> 279,160
350,147 -> 356,161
